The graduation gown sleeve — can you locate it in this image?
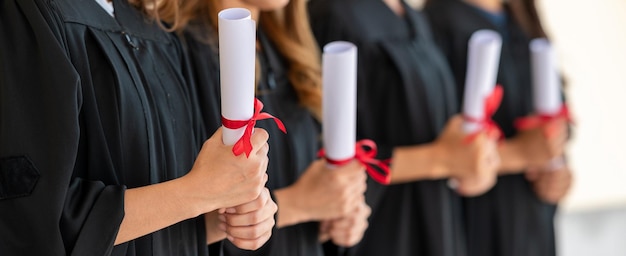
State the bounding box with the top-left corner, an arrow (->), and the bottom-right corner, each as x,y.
0,1 -> 124,255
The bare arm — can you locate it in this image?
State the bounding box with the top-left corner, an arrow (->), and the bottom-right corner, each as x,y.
115,178 -> 203,245
389,143 -> 448,183
387,115 -> 500,197
114,128 -> 270,245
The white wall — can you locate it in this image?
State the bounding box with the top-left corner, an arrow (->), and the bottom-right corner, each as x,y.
538,0 -> 626,212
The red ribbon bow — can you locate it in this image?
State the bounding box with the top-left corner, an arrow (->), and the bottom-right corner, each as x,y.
463,85 -> 504,143
514,104 -> 572,131
221,98 -> 286,157
318,139 -> 391,185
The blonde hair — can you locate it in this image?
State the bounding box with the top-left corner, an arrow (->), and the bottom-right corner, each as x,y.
136,0 -> 323,119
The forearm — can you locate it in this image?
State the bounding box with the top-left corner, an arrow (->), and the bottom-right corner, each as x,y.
273,187 -> 309,228
497,139 -> 529,174
389,143 -> 448,184
115,177 -> 204,245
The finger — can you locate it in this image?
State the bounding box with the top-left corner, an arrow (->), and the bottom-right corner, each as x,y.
525,167 -> 541,182
319,220 -> 332,243
335,203 -> 369,229
344,160 -> 367,174
227,229 -> 272,251
341,193 -> 365,217
225,188 -> 276,218
225,188 -> 269,214
255,142 -> 270,158
250,128 -> 270,154
224,217 -> 275,241
456,175 -> 496,197
330,217 -> 353,229
319,220 -> 332,234
318,232 -> 331,243
329,219 -> 368,247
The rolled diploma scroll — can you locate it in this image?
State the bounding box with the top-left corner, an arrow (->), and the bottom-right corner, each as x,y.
530,38 -> 562,115
218,8 -> 257,145
530,38 -> 566,170
462,30 -> 503,133
322,41 -> 358,167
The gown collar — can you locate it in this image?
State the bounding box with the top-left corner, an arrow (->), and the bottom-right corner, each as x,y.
51,0 -> 169,42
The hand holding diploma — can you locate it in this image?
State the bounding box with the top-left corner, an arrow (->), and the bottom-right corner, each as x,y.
208,8 -> 283,250
462,29 -> 504,142
444,30 -> 503,196
514,39 -> 571,169
218,8 -> 285,157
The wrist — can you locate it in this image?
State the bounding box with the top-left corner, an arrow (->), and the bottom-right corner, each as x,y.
498,138 -> 529,174
173,174 -> 214,218
273,187 -> 309,228
429,142 -> 451,179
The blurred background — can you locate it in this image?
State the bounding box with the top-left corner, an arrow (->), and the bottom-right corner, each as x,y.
539,1 -> 626,255
407,0 -> 626,255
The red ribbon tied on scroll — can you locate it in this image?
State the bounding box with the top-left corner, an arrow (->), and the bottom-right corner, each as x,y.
318,139 -> 391,185
514,104 -> 573,131
463,85 -> 504,144
221,98 -> 286,157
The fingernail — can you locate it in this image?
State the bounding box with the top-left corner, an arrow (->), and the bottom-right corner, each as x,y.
448,178 -> 459,189
226,208 -> 236,214
217,214 -> 226,222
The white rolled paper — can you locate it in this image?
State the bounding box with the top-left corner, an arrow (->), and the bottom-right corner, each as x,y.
218,8 -> 257,145
322,41 -> 358,164
462,30 -> 503,133
531,39 -> 566,172
530,38 -> 562,115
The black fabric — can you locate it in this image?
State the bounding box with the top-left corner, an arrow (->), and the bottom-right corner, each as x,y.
424,1 -> 557,256
0,0 -> 209,255
183,24 -> 322,256
0,156 -> 40,200
309,1 -> 466,256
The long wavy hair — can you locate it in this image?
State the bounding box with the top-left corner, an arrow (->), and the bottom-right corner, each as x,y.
133,0 -> 323,119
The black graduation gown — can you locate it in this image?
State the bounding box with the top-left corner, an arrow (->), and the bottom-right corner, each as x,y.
424,1 -> 557,256
0,0 -> 209,255
309,1 -> 466,256
183,25 -> 323,256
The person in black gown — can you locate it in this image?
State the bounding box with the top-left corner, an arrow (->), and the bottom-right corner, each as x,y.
424,0 -> 573,255
169,0 -> 370,255
308,0 -> 503,255
0,0 -> 278,255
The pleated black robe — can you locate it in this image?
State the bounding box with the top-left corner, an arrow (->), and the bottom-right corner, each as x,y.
0,0 -> 210,255
183,25 -> 323,256
309,1 -> 467,256
424,1 -> 557,256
